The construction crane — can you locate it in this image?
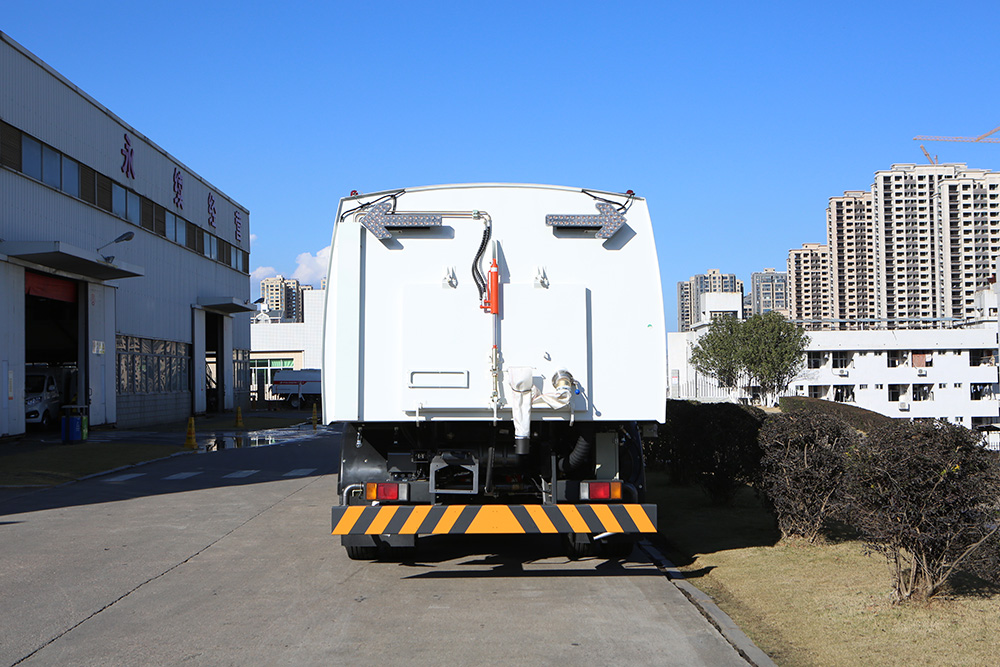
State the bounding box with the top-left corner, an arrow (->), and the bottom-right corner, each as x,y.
914,124 -> 1000,144
919,145 -> 938,164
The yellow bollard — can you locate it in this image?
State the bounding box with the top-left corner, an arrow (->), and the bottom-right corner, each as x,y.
311,403 -> 318,431
184,417 -> 197,449
235,406 -> 244,428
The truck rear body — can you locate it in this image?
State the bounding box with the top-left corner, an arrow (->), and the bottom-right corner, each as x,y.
323,184 -> 666,557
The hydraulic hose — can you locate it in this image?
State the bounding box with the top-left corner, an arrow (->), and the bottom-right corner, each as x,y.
472,217 -> 491,301
559,431 -> 594,474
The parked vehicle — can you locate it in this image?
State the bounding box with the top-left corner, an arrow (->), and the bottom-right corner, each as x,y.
324,184 -> 667,559
25,366 -> 64,428
270,369 -> 321,408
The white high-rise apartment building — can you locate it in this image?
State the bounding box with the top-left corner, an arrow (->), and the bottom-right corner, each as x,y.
827,191 -> 875,328
750,268 -> 788,316
871,164 -> 964,327
787,243 -> 832,330
677,269 -> 743,331
935,169 -> 1000,322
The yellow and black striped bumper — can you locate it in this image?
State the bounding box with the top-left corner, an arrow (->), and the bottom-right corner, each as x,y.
331,504 -> 656,536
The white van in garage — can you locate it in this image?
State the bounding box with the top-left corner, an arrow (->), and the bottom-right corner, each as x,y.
24,367 -> 63,429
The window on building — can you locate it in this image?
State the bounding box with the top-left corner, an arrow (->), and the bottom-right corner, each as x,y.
112,182 -> 127,218
970,383 -> 994,401
887,350 -> 907,367
1,121 -> 22,170
833,385 -> 855,403
41,144 -> 60,188
888,384 -> 906,402
970,349 -> 996,366
832,351 -> 851,369
912,384 -> 933,402
117,335 -> 190,395
61,156 -> 79,197
808,385 -> 827,399
807,352 -> 824,369
911,350 -> 933,368
127,190 -> 140,225
21,134 -> 42,180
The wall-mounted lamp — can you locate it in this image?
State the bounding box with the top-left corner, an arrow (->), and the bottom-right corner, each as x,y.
97,231 -> 135,263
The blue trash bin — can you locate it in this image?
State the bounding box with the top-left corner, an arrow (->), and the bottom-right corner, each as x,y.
61,405 -> 88,443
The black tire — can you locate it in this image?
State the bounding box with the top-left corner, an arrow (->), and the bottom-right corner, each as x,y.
345,545 -> 379,560
564,534 -> 598,560
598,537 -> 636,560
288,396 -> 301,409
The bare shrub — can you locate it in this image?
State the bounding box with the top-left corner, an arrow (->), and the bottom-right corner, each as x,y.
758,413 -> 859,541
844,419 -> 1000,603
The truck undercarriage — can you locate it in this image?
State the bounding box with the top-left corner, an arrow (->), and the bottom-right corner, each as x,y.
332,420 -> 657,560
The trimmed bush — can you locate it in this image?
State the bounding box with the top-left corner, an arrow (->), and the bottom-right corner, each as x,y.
650,401 -> 764,505
758,413 -> 859,541
843,419 -> 1000,602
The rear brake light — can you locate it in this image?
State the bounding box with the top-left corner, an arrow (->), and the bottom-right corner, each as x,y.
365,482 -> 408,502
581,481 -> 621,501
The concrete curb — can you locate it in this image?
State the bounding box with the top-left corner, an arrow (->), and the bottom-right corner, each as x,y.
639,540 -> 776,667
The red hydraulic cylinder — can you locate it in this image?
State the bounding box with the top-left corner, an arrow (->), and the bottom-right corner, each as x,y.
481,258 -> 499,314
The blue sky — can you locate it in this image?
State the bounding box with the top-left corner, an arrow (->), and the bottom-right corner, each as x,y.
5,1 -> 999,329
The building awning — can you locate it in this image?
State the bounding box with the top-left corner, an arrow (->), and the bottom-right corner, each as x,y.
0,241 -> 144,281
197,296 -> 256,314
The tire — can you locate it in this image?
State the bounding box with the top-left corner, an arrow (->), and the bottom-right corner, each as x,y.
288,396 -> 301,409
598,537 -> 636,560
564,534 -> 598,560
345,545 -> 379,560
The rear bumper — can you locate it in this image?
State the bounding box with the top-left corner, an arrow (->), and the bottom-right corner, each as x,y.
331,503 -> 657,536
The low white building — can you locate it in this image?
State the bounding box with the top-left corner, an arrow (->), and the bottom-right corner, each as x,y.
668,323 -> 1000,448
250,288 -> 324,400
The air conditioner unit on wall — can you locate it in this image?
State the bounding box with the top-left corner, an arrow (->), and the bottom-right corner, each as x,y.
917,368 -> 927,376
835,369 -> 849,377
898,402 -> 910,411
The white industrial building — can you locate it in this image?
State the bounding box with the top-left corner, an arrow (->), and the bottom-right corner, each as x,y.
0,32 -> 252,435
250,289 -> 324,401
667,300 -> 1000,448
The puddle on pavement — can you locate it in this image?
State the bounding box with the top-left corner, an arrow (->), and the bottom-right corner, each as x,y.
200,425 -> 334,452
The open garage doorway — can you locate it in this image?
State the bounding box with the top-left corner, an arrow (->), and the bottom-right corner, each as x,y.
24,271 -> 82,429
204,311 -> 223,413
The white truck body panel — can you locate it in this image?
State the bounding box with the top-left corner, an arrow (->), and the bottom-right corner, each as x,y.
322,183 -> 666,424
271,368 -> 321,397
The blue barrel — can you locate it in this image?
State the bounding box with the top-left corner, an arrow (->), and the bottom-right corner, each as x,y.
61,415 -> 82,443
61,406 -> 89,443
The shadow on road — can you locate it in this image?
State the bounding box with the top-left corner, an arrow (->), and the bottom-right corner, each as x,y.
0,433 -> 341,517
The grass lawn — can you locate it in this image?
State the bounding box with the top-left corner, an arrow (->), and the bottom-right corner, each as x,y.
647,471 -> 1000,666
0,441 -> 185,486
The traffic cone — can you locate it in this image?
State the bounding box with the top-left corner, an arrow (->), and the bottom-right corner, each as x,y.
311,403 -> 318,431
235,406 -> 244,428
184,417 -> 197,449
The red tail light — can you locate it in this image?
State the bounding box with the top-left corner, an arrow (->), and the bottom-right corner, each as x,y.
365,482 -> 407,501
581,481 -> 622,501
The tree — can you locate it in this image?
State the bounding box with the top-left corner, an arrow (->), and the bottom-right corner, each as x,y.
844,419 -> 1000,602
758,413 -> 859,541
690,312 -> 809,404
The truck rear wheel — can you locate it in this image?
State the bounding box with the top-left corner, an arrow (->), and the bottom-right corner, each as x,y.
345,545 -> 379,560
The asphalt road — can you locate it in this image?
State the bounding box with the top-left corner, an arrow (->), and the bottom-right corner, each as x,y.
0,431 -> 750,666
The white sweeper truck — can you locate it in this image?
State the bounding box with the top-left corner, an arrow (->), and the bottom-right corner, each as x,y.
324,183 -> 666,559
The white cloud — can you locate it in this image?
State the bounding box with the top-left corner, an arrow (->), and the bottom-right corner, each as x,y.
249,233 -> 258,247
251,265 -> 277,282
291,246 -> 331,287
